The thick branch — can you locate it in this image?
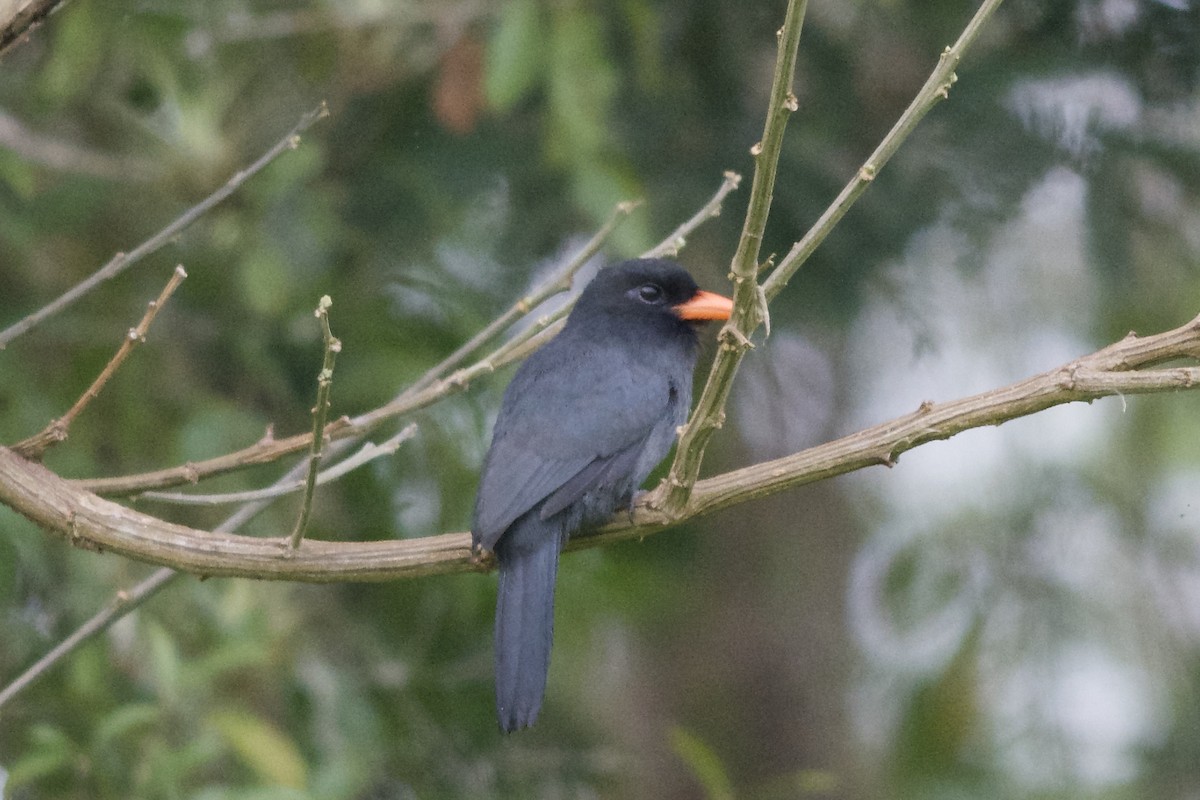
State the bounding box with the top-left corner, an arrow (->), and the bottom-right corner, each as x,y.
4,314 -> 1199,581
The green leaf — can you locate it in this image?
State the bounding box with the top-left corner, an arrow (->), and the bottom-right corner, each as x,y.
146,620 -> 183,703
7,724 -> 75,786
239,242 -> 293,316
93,702 -> 162,749
209,710 -> 308,789
546,7 -> 617,162
669,726 -> 734,800
484,0 -> 544,111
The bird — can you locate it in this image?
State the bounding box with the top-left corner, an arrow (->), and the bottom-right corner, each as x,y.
472,258 -> 733,732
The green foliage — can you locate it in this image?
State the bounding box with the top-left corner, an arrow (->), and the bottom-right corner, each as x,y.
670,726 -> 734,800
3,0 -> 1200,798
484,0 -> 544,112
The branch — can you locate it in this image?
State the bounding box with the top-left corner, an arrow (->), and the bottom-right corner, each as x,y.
288,297 -> 341,549
762,0 -> 1006,302
0,567 -> 176,711
643,171 -> 743,259
139,427 -> 416,506
659,0 -> 1009,513
0,171 -> 741,704
12,265 -> 188,460
0,0 -> 67,57
5,313 -> 1199,581
0,407 -> 388,711
658,0 -> 808,514
0,102 -> 329,350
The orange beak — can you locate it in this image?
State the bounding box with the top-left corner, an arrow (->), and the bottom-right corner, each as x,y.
673,289 -> 734,322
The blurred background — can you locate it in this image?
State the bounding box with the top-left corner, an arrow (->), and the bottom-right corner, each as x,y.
2,0 -> 1200,797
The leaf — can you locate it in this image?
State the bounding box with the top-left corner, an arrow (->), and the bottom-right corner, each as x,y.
146,620 -> 182,702
6,724 -> 75,786
209,710 -> 308,789
484,0 -> 544,111
93,702 -> 163,749
669,726 -> 734,800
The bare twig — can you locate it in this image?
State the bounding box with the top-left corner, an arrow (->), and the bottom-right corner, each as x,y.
140,427 -> 416,506
11,265 -> 188,460
762,0 -> 1006,302
288,297 -> 341,550
660,0 -> 1007,514
0,102 -> 329,350
0,407 -> 393,714
643,171 -> 743,259
0,0 -> 67,57
0,567 -> 176,712
5,312 -> 1200,582
0,441 -> 329,711
658,0 -> 809,514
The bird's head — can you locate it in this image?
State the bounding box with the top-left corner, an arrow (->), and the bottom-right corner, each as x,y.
570,259 -> 733,338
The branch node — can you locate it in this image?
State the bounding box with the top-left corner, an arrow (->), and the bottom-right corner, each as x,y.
1057,366 -> 1079,391
720,326 -> 755,351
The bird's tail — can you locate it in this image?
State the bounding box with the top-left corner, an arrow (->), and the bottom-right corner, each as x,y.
493,533 -> 561,732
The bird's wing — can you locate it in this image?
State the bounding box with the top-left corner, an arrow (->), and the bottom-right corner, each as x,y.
472,441 -> 595,551
472,338 -> 677,551
537,435 -> 647,521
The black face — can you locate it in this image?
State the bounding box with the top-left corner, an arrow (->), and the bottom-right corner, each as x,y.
572,259 -> 701,323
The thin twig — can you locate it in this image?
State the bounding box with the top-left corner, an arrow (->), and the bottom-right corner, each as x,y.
402,200 -> 642,398
0,418 -> 381,712
288,297 -> 341,550
659,0 -> 1007,514
0,567 -> 177,713
762,0 -> 1006,301
140,427 -> 416,506
658,0 -> 809,514
0,0 -> 67,57
0,102 -> 329,350
643,171 -> 743,259
12,266 -> 188,461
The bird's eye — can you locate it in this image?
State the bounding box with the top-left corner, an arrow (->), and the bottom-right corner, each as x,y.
636,284 -> 663,303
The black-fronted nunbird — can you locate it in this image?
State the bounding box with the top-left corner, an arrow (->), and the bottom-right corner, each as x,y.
472,258 -> 733,732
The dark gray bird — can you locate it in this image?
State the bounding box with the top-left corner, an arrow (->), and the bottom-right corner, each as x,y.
472,258 -> 733,732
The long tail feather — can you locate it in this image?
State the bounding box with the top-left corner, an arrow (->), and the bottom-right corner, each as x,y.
493,534 -> 561,732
